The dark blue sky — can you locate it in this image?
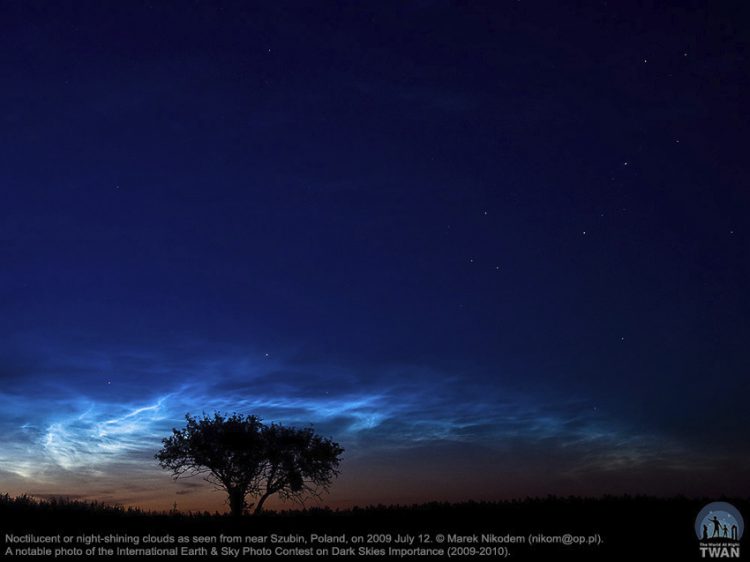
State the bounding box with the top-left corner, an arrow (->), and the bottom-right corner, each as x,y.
0,1 -> 748,509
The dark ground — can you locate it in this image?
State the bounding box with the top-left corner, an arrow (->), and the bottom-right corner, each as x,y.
0,494 -> 746,561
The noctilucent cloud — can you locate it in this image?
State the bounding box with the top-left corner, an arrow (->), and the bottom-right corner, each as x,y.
1,2 -> 748,510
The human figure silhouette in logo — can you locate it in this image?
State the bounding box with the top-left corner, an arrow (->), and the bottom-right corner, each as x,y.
731,524 -> 738,540
710,516 -> 722,538
702,525 -> 708,540
723,525 -> 728,538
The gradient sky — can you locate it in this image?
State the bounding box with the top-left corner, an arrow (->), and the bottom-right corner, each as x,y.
1,1 -> 749,512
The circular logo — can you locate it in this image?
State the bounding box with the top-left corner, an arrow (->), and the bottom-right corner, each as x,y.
695,502 -> 744,542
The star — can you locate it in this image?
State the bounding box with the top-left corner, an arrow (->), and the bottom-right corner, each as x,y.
623,161 -> 629,166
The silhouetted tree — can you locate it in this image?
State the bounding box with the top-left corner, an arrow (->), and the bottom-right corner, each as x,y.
156,413 -> 344,516
156,413 -> 265,516
253,422 -> 344,514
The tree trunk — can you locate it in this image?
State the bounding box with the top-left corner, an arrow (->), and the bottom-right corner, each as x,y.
228,487 -> 246,517
254,492 -> 272,515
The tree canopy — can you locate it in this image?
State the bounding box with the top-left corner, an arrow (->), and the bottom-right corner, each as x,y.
156,413 -> 343,516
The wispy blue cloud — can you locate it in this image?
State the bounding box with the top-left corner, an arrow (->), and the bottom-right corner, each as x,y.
0,347 -> 704,494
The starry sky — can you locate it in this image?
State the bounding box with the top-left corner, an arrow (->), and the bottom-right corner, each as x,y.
1,1 -> 749,512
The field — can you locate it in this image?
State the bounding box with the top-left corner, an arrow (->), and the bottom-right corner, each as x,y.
2,493 -> 745,560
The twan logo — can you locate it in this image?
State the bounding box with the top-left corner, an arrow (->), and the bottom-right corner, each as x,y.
695,502 -> 743,559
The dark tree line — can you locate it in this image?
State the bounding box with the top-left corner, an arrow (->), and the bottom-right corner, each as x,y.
156,413 -> 344,516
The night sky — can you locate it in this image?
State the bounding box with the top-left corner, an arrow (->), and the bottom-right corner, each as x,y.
1,1 -> 748,511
